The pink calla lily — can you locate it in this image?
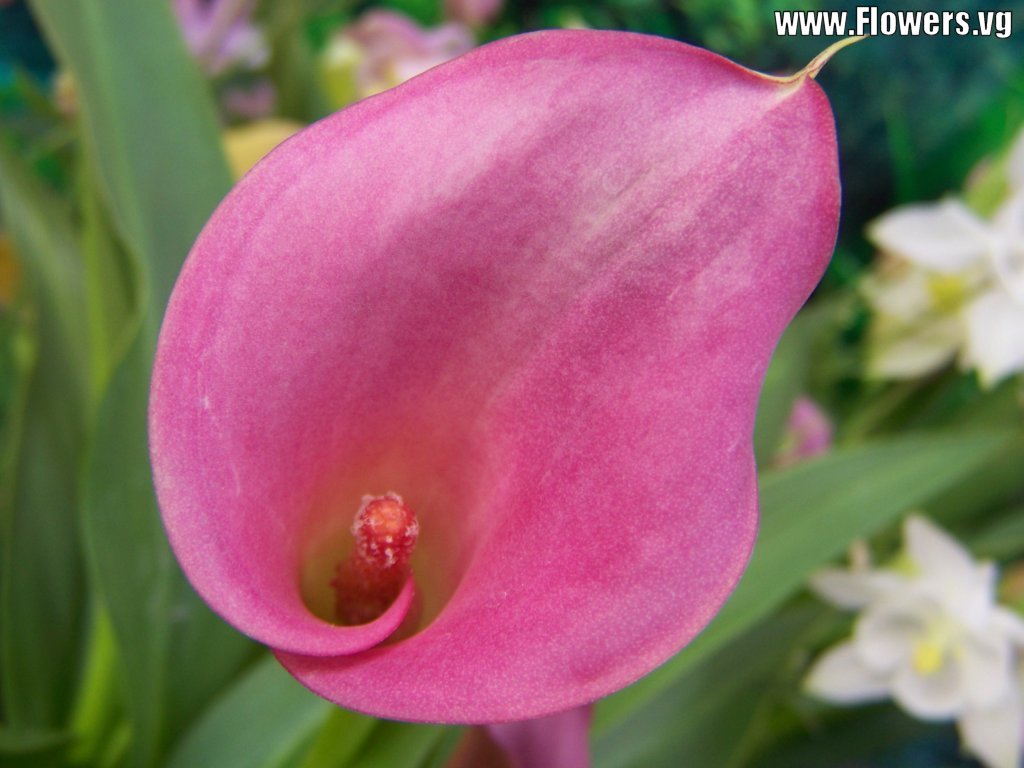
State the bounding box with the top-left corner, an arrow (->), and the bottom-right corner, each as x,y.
150,30 -> 840,722
448,706 -> 593,768
488,706 -> 593,768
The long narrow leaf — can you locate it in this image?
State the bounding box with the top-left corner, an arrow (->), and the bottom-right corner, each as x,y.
594,429 -> 1016,731
165,656 -> 331,768
78,332 -> 173,766
0,138 -> 88,730
753,309 -> 815,465
298,708 -> 377,768
76,148 -> 138,403
594,606 -> 819,768
29,0 -> 230,311
27,2 -> 249,764
346,722 -> 453,768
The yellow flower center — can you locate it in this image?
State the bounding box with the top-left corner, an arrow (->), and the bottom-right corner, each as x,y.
910,617 -> 961,676
911,636 -> 946,675
926,274 -> 968,313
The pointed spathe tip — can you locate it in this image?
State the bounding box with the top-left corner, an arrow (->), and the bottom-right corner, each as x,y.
760,35 -> 868,87
800,35 -> 868,80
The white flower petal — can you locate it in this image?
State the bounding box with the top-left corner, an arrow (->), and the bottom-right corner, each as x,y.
905,516 -> 978,590
960,632 -> 1015,710
855,596 -> 928,672
862,263 -> 935,320
891,658 -> 965,720
868,200 -> 991,273
804,642 -> 891,704
810,568 -> 906,610
913,560 -> 1000,629
865,311 -> 962,379
962,289 -> 1024,387
1006,128 -> 1024,192
959,694 -> 1024,768
991,195 -> 1024,304
959,562 -> 1001,628
992,607 -> 1024,647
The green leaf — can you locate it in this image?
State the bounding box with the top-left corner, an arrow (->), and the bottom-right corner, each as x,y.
971,503 -> 1024,562
29,0 -> 231,313
165,656 -> 331,768
346,722 -> 454,768
66,605 -> 121,766
0,726 -> 71,753
78,332 -> 173,765
0,310 -> 30,512
26,2 -> 249,764
81,332 -> 255,767
420,728 -> 466,768
593,605 -> 819,768
0,725 -> 71,767
594,429 -> 1016,732
0,137 -> 88,730
923,435 -> 1024,528
753,705 -> 942,768
753,309 -> 814,465
75,148 -> 138,403
298,708 -> 377,768
162,574 -> 261,741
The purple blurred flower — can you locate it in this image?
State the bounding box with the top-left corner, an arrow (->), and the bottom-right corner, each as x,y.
488,707 -> 592,768
774,396 -> 833,468
172,0 -> 268,76
448,707 -> 592,768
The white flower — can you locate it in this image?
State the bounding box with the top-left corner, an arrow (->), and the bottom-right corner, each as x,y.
960,682 -> 1024,768
806,516 -> 1024,768
864,132 -> 1024,387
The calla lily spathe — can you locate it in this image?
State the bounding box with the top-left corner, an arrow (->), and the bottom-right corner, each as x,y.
150,30 -> 841,722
